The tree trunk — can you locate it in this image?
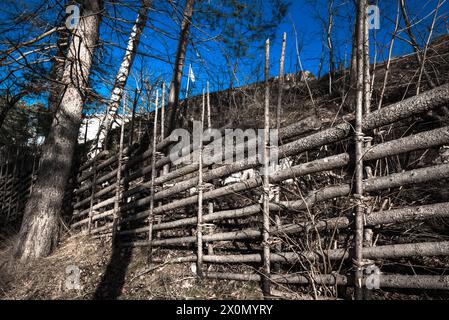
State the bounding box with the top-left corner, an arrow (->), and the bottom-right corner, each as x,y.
48,25 -> 70,114
91,0 -> 151,156
166,0 -> 195,137
13,0 -> 103,262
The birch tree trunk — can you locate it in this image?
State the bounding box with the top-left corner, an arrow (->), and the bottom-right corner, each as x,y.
13,0 -> 103,262
91,0 -> 151,156
166,0 -> 195,137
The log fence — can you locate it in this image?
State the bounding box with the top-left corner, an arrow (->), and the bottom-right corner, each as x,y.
65,83 -> 449,298
1,83 -> 449,298
0,147 -> 38,226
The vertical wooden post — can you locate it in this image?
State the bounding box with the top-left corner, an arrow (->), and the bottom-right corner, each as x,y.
147,90 -> 159,264
205,81 -> 214,259
206,81 -> 212,129
261,39 -> 272,297
157,83 -> 166,209
196,88 -> 206,280
160,82 -> 170,176
354,0 -> 367,300
160,82 -> 166,142
276,32 -> 287,131
207,201 -> 214,255
87,159 -> 97,235
14,155 -> 25,220
363,7 -> 374,300
273,32 -> 286,274
112,97 -> 127,243
6,150 -> 19,224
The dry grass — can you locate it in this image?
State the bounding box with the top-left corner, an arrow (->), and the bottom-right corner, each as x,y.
0,234 -> 263,300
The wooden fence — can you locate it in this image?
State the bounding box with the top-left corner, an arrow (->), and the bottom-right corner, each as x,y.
68,83 -> 449,297
0,146 -> 38,227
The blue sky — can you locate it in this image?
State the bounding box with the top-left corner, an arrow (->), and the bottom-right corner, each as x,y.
101,0 -> 449,105
1,0 -> 448,111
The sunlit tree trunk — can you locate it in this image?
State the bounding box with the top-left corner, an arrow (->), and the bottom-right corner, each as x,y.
13,0 -> 103,262
166,0 -> 195,137
91,0 -> 151,157
48,25 -> 70,114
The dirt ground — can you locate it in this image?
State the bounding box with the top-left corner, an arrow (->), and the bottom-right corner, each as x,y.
0,234 -> 265,300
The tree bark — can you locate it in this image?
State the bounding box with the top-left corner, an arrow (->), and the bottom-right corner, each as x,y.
166,0 -> 195,137
13,0 -> 103,262
48,25 -> 70,114
91,0 -> 151,156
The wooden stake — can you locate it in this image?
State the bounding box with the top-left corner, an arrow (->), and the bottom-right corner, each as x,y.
6,150 -> 18,224
161,82 -> 170,176
197,88 -> 206,280
363,8 -> 374,300
262,38 -> 272,297
147,90 -> 159,263
207,81 -> 212,129
354,0 -> 367,300
160,82 -> 166,141
87,159 -> 97,235
276,32 -> 286,131
112,95 -> 127,243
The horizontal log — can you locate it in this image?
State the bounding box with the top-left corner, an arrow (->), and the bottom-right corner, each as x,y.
280,83 -> 449,158
205,272 -> 449,290
119,160 -> 449,241
120,158 -> 449,228
137,241 -> 449,263
205,272 -> 348,286
157,86 -> 449,201
74,81 -> 449,226
280,201 -> 449,235
73,118 -> 324,218
74,118 -> 448,218
76,200 -> 449,237
114,161 -> 449,235
75,124 -> 232,196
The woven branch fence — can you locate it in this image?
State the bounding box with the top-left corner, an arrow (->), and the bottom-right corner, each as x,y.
0,146 -> 38,226
2,83 -> 449,298
68,83 -> 449,297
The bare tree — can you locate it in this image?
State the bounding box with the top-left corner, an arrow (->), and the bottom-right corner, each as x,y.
91,0 -> 151,156
399,0 -> 437,89
166,0 -> 195,137
14,0 -> 103,262
48,24 -> 70,114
